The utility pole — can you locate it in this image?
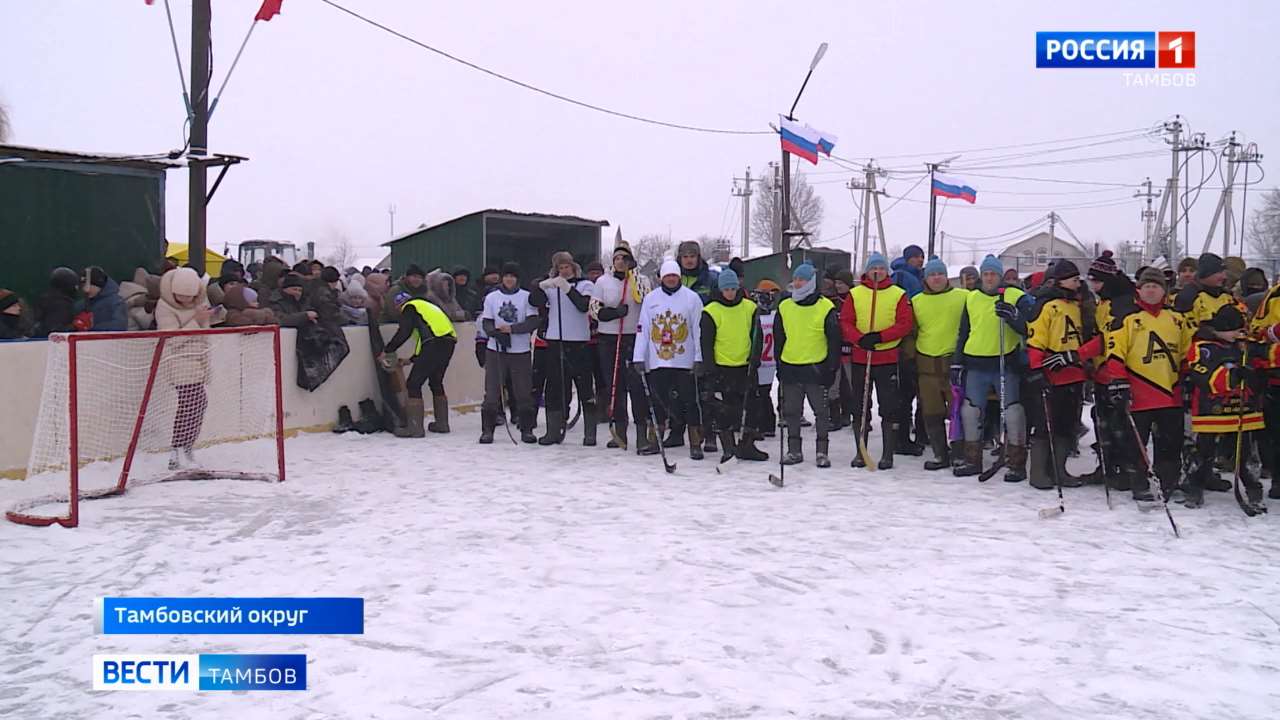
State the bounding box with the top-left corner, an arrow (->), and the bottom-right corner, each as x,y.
924,155 -> 960,258
770,162 -> 781,253
388,204 -> 397,239
1048,211 -> 1057,260
732,167 -> 753,258
1166,116 -> 1182,261
847,175 -> 867,269
187,0 -> 212,275
1134,177 -> 1161,262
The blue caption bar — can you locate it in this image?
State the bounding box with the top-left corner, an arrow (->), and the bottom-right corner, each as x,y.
98,597 -> 364,634
1036,31 -> 1156,68
199,654 -> 306,691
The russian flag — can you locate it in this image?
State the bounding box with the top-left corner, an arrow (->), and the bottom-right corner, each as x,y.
809,126 -> 838,156
932,174 -> 977,204
779,116 -> 821,165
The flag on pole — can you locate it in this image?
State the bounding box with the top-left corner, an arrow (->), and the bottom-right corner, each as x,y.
145,0 -> 155,4
779,116 -> 821,165
255,0 -> 284,22
931,174 -> 978,204
808,126 -> 838,156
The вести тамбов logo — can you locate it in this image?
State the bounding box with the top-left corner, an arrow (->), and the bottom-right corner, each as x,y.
1036,31 -> 1196,88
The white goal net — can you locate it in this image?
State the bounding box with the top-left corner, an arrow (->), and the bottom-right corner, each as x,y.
7,326 -> 285,528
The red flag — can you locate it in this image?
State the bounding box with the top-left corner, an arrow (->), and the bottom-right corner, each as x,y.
254,0 -> 283,21
145,0 -> 154,4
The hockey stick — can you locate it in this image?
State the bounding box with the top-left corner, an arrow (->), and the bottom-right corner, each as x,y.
495,347 -> 518,446
1124,412 -> 1180,538
1090,400 -> 1113,510
721,312 -> 763,468
606,272 -> 631,448
638,370 -> 677,474
1038,385 -> 1066,518
769,382 -> 785,487
855,286 -> 878,470
1231,343 -> 1259,517
979,315 -> 1008,483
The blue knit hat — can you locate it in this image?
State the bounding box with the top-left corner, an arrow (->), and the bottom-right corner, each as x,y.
792,263 -> 816,282
924,257 -> 947,277
904,245 -> 925,261
718,267 -> 740,291
864,253 -> 889,274
980,254 -> 1003,276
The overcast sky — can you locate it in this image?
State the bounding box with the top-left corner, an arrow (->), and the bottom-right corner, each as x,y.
4,0 -> 1278,269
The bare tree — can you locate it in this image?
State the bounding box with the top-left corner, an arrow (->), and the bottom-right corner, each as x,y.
696,234 -> 732,263
0,101 -> 10,143
633,233 -> 672,267
751,171 -> 824,252
1248,189 -> 1280,259
320,229 -> 358,268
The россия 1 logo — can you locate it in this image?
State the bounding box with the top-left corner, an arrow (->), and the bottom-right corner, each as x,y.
1036,31 -> 1195,69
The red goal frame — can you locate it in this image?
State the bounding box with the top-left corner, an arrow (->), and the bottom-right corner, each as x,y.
6,325 -> 286,528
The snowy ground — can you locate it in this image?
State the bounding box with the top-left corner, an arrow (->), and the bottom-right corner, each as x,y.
2,415 -> 1280,720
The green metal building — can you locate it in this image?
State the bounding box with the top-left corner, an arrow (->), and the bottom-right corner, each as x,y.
1,144 -> 174,302
384,209 -> 608,281
739,246 -> 852,290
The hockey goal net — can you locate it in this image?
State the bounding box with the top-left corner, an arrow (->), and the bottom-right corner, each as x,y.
7,326 -> 285,528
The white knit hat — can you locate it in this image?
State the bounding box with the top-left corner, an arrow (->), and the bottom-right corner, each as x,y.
660,259 -> 680,278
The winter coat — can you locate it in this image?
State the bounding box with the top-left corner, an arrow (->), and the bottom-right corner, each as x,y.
633,284 -> 704,370
840,275 -> 914,366
222,285 -> 278,327
425,271 -> 468,322
381,277 -> 428,323
337,279 -> 369,326
31,284 -> 79,338
156,269 -> 212,387
307,282 -> 344,327
680,259 -> 718,305
363,273 -> 389,320
251,261 -> 286,298
85,277 -> 128,332
118,280 -> 155,330
455,281 -> 483,319
269,290 -> 312,328
891,257 -> 925,298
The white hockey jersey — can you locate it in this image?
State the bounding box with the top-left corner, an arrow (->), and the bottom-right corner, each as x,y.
591,271 -> 641,335
481,288 -> 537,354
633,285 -> 703,370
757,311 -> 776,385
543,279 -> 595,342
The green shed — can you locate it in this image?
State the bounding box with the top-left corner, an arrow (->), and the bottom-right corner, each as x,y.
384,209 -> 608,282
1,144 -> 175,303
739,246 -> 853,290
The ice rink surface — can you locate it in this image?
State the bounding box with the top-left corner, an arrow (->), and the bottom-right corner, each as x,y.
3,418 -> 1278,719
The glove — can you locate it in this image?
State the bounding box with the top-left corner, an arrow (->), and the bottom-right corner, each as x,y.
1042,350 -> 1081,371
857,332 -> 882,350
377,353 -> 397,372
474,342 -> 486,367
632,361 -> 647,376
994,300 -> 1017,321
495,332 -> 512,350
949,363 -> 965,388
1026,369 -> 1047,392
1107,378 -> 1131,409
539,276 -> 570,292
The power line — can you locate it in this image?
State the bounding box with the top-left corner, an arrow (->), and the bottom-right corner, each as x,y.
840,126 -> 1157,163
880,173 -> 929,215
943,216 -> 1050,242
318,0 -> 772,136
957,172 -> 1136,187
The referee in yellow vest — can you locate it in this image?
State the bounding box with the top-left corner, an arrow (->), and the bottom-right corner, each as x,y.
379,293 -> 458,438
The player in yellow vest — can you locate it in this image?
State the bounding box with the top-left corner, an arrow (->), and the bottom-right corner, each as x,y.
840,252 -> 915,469
699,268 -> 768,462
951,255 -> 1035,482
774,263 -> 842,467
379,294 -> 458,437
911,257 -> 969,471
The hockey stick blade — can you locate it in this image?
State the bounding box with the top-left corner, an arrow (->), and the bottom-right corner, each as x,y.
978,459 -> 1006,483
768,473 -> 784,488
857,437 -> 876,471
1038,505 -> 1064,519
